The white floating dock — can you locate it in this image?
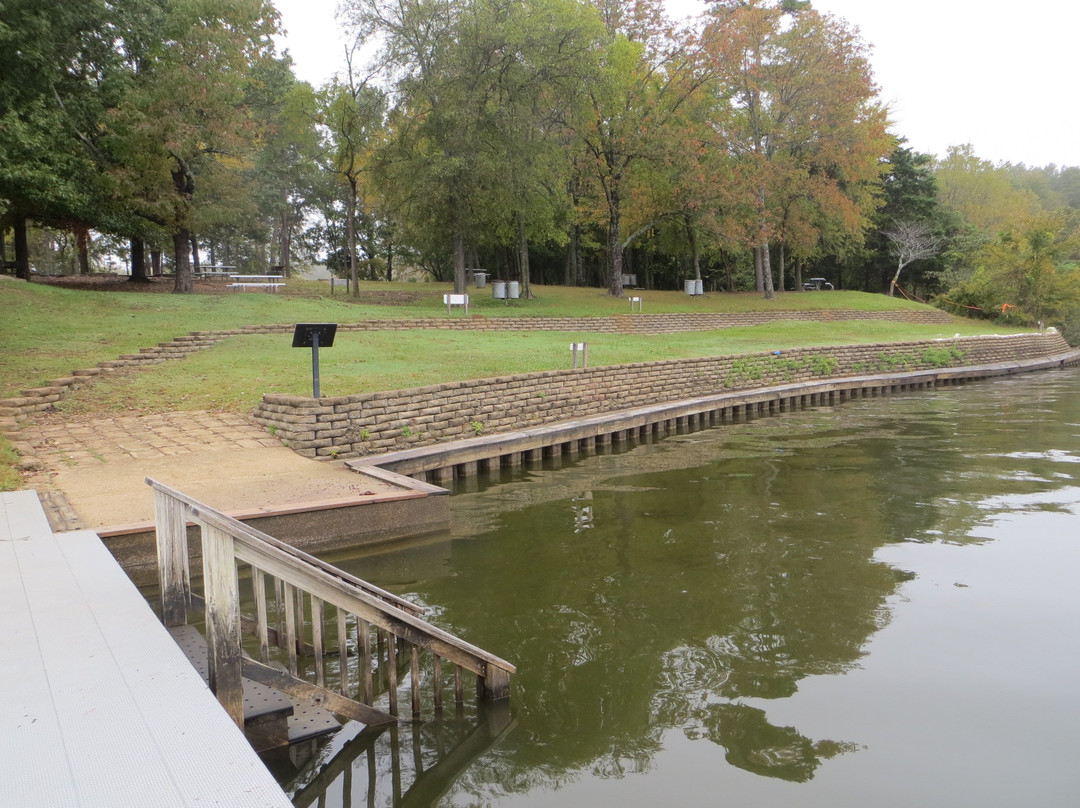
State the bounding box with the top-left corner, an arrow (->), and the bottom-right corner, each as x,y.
0,489 -> 292,808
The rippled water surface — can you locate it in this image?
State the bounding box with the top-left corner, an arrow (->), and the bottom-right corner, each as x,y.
292,367 -> 1080,807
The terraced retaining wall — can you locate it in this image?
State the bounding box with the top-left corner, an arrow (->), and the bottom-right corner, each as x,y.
254,332 -> 1071,461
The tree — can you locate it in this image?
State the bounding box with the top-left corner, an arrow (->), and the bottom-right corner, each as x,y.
575,0 -> 711,297
319,64 -> 387,295
704,0 -> 889,297
850,143 -> 946,294
243,56 -> 322,278
0,0 -> 133,277
348,0 -> 601,294
102,0 -> 281,292
944,214 -> 1080,326
935,144 -> 1040,236
883,219 -> 943,297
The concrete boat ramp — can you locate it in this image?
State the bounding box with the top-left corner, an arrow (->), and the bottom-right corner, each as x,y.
0,489 -> 292,807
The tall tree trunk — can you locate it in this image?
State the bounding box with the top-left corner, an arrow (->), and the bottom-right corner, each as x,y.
516,215 -> 532,299
151,249 -> 162,277
173,231 -> 193,292
453,229 -> 467,295
685,212 -> 701,281
795,257 -> 805,291
777,242 -> 786,293
566,225 -> 581,286
385,238 -> 393,282
269,217 -> 280,268
888,259 -> 905,296
14,216 -> 30,280
762,240 -> 775,299
347,181 -> 359,296
130,238 -> 149,283
755,183 -> 773,297
170,158 -> 195,292
607,186 -> 624,297
76,226 -> 90,275
189,234 -> 200,276
281,210 -> 291,279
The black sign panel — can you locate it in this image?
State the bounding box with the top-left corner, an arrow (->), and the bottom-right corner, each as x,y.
292,323 -> 338,348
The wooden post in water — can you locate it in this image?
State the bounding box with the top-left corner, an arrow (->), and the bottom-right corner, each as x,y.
201,523 -> 244,728
481,665 -> 512,701
154,487 -> 190,628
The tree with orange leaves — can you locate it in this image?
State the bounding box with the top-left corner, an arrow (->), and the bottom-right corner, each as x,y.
702,0 -> 891,296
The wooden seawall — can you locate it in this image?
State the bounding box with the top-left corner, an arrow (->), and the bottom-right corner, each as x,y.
350,349 -> 1080,485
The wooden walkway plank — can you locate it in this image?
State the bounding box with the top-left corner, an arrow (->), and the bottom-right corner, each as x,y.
1,491 -> 293,808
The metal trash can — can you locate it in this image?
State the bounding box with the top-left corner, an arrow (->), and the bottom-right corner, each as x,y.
492,281 -> 507,299
473,271 -> 488,288
507,281 -> 520,299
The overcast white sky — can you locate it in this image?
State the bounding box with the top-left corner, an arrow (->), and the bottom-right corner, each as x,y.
273,0 -> 1080,168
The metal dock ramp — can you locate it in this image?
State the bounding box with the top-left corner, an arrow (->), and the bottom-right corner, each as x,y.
1,489 -> 292,807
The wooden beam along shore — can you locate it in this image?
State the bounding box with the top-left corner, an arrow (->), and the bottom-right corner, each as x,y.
348,352 -> 1080,485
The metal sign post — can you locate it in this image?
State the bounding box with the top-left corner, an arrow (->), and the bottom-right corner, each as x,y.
292,323 -> 338,398
570,342 -> 588,369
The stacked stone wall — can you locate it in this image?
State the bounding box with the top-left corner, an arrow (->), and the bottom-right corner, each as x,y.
253,333 -> 1072,460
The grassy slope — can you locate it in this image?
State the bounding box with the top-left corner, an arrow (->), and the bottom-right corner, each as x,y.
2,276 -> 952,399
0,276 -> 1027,491
54,319 -> 1016,416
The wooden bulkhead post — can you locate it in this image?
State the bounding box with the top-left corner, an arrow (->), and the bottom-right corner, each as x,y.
200,522 -> 245,727
153,486 -> 190,628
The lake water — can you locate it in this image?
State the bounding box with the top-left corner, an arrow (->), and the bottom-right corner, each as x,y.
282,366 -> 1080,807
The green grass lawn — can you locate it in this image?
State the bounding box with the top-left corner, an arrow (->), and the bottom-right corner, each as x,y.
0,274 -> 1030,491
2,275 -> 953,398
53,320 -> 1020,416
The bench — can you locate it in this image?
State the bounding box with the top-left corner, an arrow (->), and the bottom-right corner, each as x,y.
443,293 -> 469,314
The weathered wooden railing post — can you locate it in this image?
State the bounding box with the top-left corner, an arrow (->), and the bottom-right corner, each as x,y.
153,486 -> 190,628
200,521 -> 245,728
481,665 -> 512,701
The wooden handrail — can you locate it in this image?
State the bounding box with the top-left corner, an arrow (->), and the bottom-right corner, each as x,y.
146,478 -> 515,730
147,478 -> 423,617
188,503 -> 517,675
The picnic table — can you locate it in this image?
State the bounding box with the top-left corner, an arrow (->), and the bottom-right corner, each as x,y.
195,265 -> 235,280
229,274 -> 285,292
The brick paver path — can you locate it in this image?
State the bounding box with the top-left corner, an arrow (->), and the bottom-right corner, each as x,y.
23,411 -> 282,469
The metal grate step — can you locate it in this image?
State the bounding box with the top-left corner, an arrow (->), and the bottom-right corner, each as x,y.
168,624 -> 340,750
